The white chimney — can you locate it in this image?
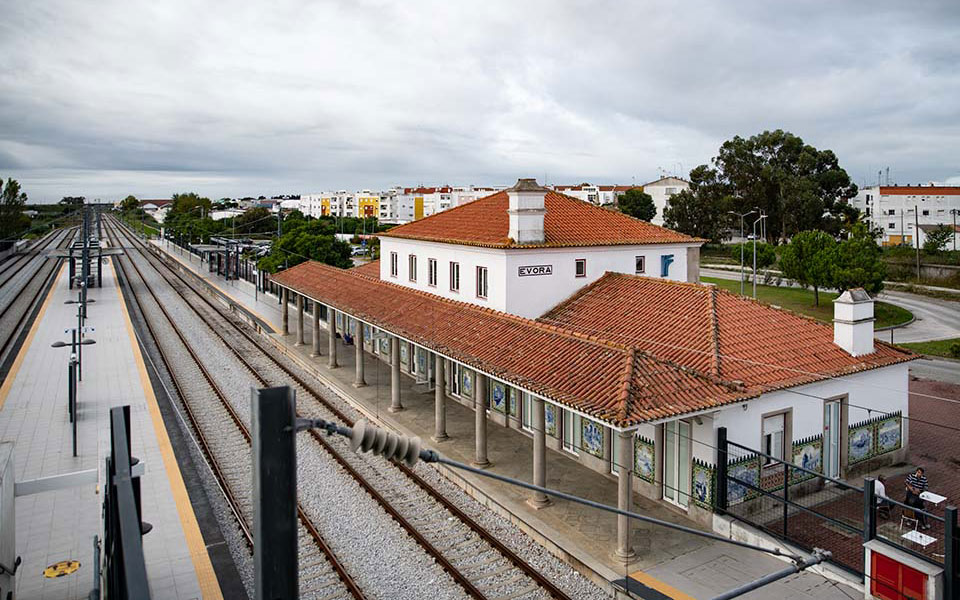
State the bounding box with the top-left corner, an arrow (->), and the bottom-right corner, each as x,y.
833,289 -> 875,357
507,178 -> 547,244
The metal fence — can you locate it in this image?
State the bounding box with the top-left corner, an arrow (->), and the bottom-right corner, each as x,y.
717,428 -> 867,575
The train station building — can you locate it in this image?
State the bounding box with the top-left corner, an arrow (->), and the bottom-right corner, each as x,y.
270,179 -> 914,559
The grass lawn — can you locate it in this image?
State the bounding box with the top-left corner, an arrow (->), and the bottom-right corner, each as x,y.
701,276 -> 913,329
898,338 -> 960,359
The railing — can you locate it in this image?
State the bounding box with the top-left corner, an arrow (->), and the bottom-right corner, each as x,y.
102,406 -> 150,599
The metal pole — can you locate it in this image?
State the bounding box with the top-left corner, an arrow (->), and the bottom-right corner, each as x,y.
782,460 -> 789,537
864,477 -> 877,547
71,358 -> 78,457
945,505 -> 957,600
915,206 -> 920,280
252,386 -> 298,600
68,359 -> 75,423
716,427 -> 728,514
710,550 -> 828,600
740,217 -> 745,295
752,218 -> 759,299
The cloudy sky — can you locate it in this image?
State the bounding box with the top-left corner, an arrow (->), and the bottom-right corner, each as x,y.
1,1 -> 958,202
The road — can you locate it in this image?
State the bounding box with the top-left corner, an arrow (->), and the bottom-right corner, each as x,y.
700,267 -> 960,344
910,357 -> 960,385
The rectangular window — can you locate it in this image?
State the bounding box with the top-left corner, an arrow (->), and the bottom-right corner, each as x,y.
408,255 -> 417,282
635,256 -> 645,274
428,258 -> 437,286
888,209 -> 896,215
575,258 -> 586,278
562,409 -> 581,455
762,413 -> 786,464
888,223 -> 895,229
922,210 -> 929,216
390,252 -> 398,277
449,262 -> 460,292
476,266 -> 488,299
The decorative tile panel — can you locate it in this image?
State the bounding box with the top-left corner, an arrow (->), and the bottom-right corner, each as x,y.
545,404 -> 558,437
581,421 -> 604,457
634,436 -> 655,483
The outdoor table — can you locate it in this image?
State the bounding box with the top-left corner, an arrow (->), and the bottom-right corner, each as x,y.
920,491 -> 947,505
901,530 -> 936,547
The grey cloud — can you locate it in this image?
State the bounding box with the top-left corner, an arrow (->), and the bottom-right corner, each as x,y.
1,0 -> 958,201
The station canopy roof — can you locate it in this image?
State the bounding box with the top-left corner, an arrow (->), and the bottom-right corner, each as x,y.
272,261 -> 912,428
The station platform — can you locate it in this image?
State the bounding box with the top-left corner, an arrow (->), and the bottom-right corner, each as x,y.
0,256 -> 221,599
155,239 -> 859,600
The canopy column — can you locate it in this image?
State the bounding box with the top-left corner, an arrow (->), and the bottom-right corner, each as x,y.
615,430 -> 637,561
353,319 -> 366,387
432,354 -> 448,442
527,397 -> 550,509
389,337 -> 403,412
310,301 -> 322,357
281,287 -> 289,336
327,308 -> 339,368
295,294 -> 305,346
473,374 -> 490,468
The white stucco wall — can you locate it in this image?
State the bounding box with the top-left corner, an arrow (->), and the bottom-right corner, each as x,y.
380,237 -> 700,318
711,362 -> 909,459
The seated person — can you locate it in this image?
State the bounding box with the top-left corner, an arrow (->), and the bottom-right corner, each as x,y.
343,332 -> 354,345
905,466 -> 930,530
875,475 -> 892,515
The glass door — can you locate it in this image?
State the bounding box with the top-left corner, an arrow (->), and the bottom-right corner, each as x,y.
562,410 -> 580,455
824,400 -> 841,478
663,421 -> 690,508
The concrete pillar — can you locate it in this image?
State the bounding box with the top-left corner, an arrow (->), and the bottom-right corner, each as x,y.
389,337 -> 403,412
473,374 -> 490,468
433,354 -> 448,442
328,308 -> 339,369
353,319 -> 366,387
616,430 -> 636,561
528,397 -> 550,509
295,294 -> 305,346
281,287 -> 289,336
311,302 -> 321,357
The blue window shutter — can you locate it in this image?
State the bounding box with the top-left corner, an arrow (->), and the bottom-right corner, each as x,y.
660,254 -> 674,277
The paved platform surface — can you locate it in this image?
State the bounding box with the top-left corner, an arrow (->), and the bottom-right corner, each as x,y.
0,257 -> 219,599
158,240 -> 863,599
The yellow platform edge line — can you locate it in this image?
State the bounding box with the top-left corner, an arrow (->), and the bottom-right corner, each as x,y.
156,240 -> 279,334
628,570 -> 697,600
0,262 -> 66,410
112,258 -> 225,600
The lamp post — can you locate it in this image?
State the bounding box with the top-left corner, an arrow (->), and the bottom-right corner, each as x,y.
951,208 -> 958,252
728,210 -> 755,295
65,293 -> 95,378
752,213 -> 768,299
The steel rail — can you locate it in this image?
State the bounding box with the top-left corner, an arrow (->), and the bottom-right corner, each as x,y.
106,220 -> 367,600
113,215 -> 574,600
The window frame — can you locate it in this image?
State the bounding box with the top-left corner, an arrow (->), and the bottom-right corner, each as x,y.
408,254 -> 417,282
635,255 -> 646,274
575,258 -> 587,278
389,252 -> 398,278
427,258 -> 437,287
562,409 -> 581,455
449,261 -> 460,292
476,265 -> 488,299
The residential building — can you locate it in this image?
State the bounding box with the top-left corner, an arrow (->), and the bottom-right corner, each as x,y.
272,178 -> 912,549
641,176 -> 690,226
852,184 -> 960,246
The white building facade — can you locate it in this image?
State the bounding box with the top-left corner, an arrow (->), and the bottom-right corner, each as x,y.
852,184 -> 960,246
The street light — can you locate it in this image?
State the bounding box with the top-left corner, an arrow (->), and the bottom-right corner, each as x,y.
751,213 -> 768,299
728,210 -> 755,295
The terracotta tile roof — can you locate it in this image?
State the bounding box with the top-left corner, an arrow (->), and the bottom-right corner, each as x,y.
350,259 -> 381,278
879,186 -> 960,196
272,262 -> 744,426
380,190 -> 701,248
539,273 -> 914,394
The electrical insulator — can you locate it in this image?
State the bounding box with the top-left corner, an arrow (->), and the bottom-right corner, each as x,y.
348,420 -> 422,468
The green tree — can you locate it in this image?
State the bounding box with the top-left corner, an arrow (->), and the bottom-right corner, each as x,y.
169,192 -> 212,219
617,188 -> 656,221
923,225 -> 954,253
779,230 -> 837,305
231,207 -> 276,235
834,223 -> 885,294
258,218 -> 352,272
0,177 -> 30,243
120,195 -> 139,212
663,165 -> 731,242
695,130 -> 857,242
729,242 -> 777,269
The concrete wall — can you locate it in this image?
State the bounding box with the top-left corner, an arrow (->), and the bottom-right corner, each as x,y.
380,237 -> 701,319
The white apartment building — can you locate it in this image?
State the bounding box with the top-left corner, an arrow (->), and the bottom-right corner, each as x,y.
852,184 -> 960,246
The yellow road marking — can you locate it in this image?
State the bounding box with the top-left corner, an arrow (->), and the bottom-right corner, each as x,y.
0,262 -> 66,410
112,258 -> 224,600
157,241 -> 279,334
628,570 -> 697,600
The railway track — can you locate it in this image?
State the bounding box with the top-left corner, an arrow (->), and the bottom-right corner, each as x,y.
105,221 -> 365,600
0,229 -> 60,286
109,216 -> 575,600
0,228 -> 78,376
